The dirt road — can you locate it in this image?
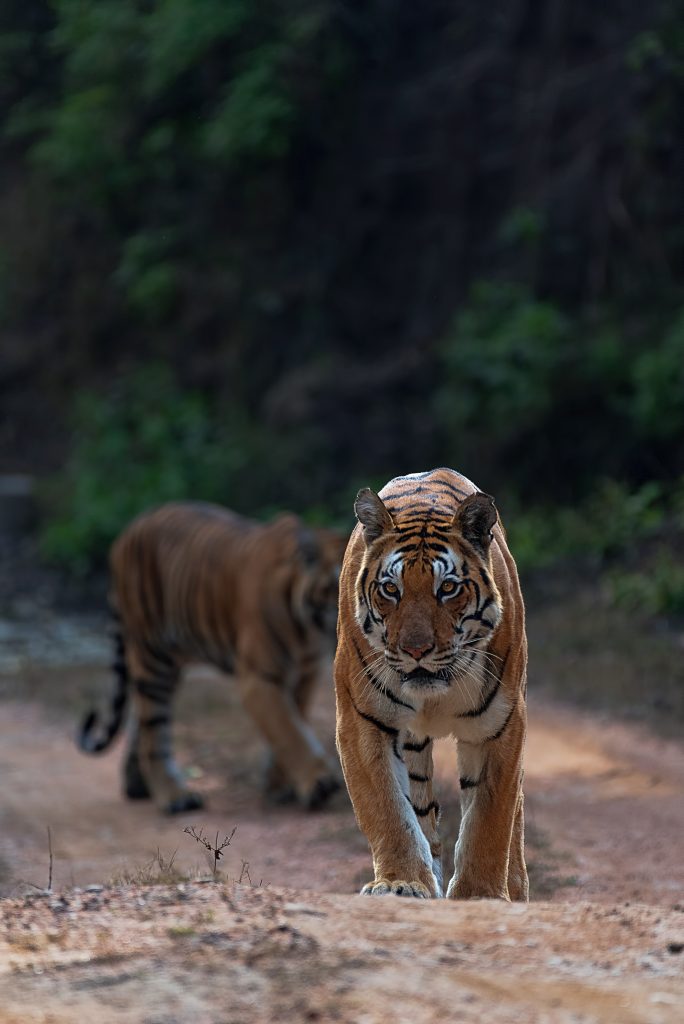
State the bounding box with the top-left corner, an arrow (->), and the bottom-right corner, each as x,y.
1,655 -> 683,902
1,639 -> 683,1022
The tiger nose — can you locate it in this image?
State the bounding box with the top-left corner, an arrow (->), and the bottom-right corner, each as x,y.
402,642 -> 434,661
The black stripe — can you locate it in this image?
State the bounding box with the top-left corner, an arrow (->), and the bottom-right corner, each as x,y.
386,500 -> 437,515
412,799 -> 440,818
425,542 -> 451,554
384,487 -> 428,500
459,776 -> 479,789
135,679 -> 171,704
380,685 -> 415,710
395,514 -> 442,531
424,531 -> 453,544
351,637 -> 415,711
457,646 -> 510,718
140,642 -> 176,674
140,714 -> 170,729
403,736 -> 431,752
430,480 -> 467,499
457,676 -> 500,718
483,702 -> 516,743
408,772 -> 430,783
285,575 -> 307,644
347,689 -> 399,736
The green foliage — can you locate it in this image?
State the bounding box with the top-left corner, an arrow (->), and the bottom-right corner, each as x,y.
25,0 -> 332,193
115,232 -> 178,321
609,559 -> 684,617
201,47 -> 295,166
507,480 -> 665,572
37,362 -> 351,571
498,206 -> 544,247
437,283 -> 570,444
630,309 -> 684,439
40,366 -> 245,571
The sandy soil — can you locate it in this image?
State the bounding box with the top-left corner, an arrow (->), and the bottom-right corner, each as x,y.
1,656 -> 683,1021
2,884 -> 683,1024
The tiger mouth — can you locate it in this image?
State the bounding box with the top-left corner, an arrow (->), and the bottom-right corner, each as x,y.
400,668 -> 451,686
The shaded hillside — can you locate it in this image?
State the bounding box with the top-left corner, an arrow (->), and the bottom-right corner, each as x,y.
2,0 -> 684,508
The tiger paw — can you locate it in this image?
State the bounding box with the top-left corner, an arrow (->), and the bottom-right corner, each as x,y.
361,879 -> 433,899
163,791 -> 204,815
446,876 -> 509,901
303,773 -> 341,811
263,757 -> 297,805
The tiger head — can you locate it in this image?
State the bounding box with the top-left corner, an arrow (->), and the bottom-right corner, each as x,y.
353,488 -> 503,691
293,524 -> 348,641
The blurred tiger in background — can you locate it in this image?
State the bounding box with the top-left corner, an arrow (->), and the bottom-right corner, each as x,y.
78,502 -> 347,814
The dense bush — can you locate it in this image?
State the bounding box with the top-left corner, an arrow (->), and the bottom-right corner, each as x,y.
40,366 -> 243,571
2,1 -> 684,575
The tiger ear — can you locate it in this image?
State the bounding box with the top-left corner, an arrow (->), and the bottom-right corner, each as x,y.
354,488 -> 395,545
453,492 -> 497,556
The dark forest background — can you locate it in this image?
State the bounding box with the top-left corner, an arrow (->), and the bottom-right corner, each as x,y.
1,0 -> 684,609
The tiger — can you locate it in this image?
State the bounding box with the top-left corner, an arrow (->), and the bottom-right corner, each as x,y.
78,501 -> 347,814
334,467 -> 528,900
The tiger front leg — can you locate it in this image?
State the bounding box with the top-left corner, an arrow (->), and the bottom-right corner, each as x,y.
263,659 -> 325,805
335,686 -> 441,899
122,718 -> 151,800
236,669 -> 339,810
447,698 -> 527,901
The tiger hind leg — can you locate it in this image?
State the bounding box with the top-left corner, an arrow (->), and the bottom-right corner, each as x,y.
126,641 -> 203,815
123,720 -> 151,800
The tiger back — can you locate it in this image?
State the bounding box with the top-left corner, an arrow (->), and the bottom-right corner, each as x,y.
79,502 -> 346,814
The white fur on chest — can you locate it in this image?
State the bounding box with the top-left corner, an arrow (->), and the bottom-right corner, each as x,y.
374,655 -> 511,744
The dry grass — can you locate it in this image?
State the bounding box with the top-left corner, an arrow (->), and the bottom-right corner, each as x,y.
109,848 -> 187,887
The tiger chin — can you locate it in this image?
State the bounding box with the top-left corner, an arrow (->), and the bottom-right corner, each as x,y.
78,501 -> 346,815
334,468 -> 529,901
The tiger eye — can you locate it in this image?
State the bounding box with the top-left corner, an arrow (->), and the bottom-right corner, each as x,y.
441,580 -> 456,593
384,581 -> 398,594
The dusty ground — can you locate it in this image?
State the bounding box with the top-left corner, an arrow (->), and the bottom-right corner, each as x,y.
2,884 -> 683,1024
1,610 -> 683,1022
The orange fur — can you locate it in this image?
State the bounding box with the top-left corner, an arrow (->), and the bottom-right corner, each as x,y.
80,502 -> 346,814
334,469 -> 528,899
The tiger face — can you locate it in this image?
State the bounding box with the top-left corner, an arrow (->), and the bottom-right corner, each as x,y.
295,526 -> 348,640
354,489 -> 502,691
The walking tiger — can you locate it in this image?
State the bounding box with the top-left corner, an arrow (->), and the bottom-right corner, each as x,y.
334,467 -> 528,900
79,502 -> 346,814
